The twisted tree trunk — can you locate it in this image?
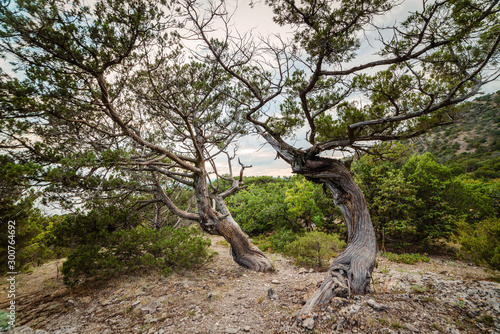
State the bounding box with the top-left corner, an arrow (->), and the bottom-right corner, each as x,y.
294,156 -> 377,314
194,173 -> 272,272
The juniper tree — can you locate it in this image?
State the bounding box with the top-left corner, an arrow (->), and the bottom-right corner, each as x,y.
185,0 -> 500,312
0,0 -> 271,271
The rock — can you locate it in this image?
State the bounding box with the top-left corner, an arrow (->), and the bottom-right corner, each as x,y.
131,300 -> 141,309
347,304 -> 361,313
406,323 -> 419,332
141,301 -> 159,315
271,280 -> 280,284
302,317 -> 315,330
298,268 -> 308,274
11,326 -> 34,334
225,328 -> 239,333
309,268 -> 314,273
268,288 -> 278,300
64,299 -> 76,307
367,299 -> 388,311
243,326 -> 251,332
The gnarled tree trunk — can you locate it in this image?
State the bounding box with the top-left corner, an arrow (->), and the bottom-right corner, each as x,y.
194,173 -> 272,272
294,156 -> 377,314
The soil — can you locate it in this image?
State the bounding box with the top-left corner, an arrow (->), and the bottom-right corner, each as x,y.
1,235 -> 499,334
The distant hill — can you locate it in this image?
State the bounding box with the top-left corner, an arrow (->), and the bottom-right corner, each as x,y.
405,90 -> 500,179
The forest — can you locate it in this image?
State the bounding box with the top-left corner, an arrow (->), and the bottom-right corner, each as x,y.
0,0 -> 499,332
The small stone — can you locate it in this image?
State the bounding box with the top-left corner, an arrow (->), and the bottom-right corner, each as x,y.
131,300 -> 141,309
271,280 -> 280,284
65,299 -> 76,307
367,299 -> 388,311
141,301 -> 159,315
347,304 -> 361,313
302,317 -> 315,330
406,323 -> 419,332
309,268 -> 314,273
268,288 -> 278,300
298,268 -> 308,274
225,328 -> 239,333
243,326 -> 251,332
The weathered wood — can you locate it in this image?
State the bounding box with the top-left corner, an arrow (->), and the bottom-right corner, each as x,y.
296,156 -> 377,315
194,170 -> 273,272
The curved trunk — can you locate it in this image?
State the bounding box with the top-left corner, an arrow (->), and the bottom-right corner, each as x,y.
293,156 -> 377,315
194,173 -> 272,272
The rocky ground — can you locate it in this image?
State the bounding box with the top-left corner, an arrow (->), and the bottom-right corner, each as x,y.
1,235 -> 499,334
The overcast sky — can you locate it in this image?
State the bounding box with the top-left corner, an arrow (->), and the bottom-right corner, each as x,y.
209,0 -> 500,177
2,0 -> 498,179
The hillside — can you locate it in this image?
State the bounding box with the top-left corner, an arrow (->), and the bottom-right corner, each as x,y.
408,91 -> 500,179
2,236 -> 499,334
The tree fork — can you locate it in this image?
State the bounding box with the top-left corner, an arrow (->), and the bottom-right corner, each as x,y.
294,156 -> 377,315
194,174 -> 273,272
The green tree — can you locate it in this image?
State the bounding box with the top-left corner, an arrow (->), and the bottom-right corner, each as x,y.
0,0 -> 271,271
187,0 -> 500,310
285,178 -> 323,230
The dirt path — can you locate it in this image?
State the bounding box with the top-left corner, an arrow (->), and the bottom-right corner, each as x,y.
1,236 -> 499,333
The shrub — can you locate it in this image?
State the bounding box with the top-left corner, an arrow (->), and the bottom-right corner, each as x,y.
284,231 -> 345,270
457,218 -> 500,270
382,252 -> 430,264
62,226 -> 215,287
269,229 -> 298,253
251,229 -> 298,253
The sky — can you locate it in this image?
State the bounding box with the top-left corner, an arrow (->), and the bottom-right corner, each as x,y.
209,0 -> 500,177
2,0 -> 499,180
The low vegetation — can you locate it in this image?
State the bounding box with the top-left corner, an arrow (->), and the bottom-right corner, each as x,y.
2,92 -> 499,284
62,226 -> 214,287
283,231 -> 346,270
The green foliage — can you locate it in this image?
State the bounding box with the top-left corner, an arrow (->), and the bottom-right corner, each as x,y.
225,177 -> 289,234
62,226 -> 214,287
0,156 -> 67,273
253,229 -> 299,253
284,231 -> 345,270
49,204 -> 143,249
269,229 -> 298,253
411,91 -> 500,180
0,311 -> 9,330
457,218 -> 500,270
285,178 -> 323,229
382,252 -> 430,265
226,176 -> 340,235
354,152 -> 496,247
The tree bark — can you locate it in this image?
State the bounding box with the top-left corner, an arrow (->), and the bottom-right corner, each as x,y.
292,155 -> 377,315
193,173 -> 273,272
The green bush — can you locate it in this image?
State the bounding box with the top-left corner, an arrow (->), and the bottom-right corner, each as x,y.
62,226 -> 215,287
269,229 -> 298,253
253,229 -> 299,253
457,218 -> 500,270
284,231 -> 345,270
354,153 -> 496,247
382,252 -> 430,264
226,176 -> 341,235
